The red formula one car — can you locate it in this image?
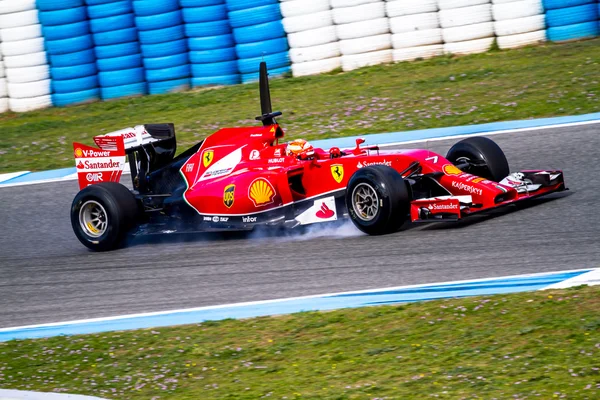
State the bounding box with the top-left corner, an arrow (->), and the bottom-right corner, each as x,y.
71,63 -> 566,251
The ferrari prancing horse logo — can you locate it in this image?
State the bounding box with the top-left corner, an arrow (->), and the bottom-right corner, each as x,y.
331,164 -> 344,184
202,150 -> 214,167
223,184 -> 235,208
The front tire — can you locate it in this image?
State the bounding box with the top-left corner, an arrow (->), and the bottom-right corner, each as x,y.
446,136 -> 509,182
71,182 -> 139,251
346,165 -> 410,235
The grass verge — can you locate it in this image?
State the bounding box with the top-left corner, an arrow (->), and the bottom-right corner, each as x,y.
1,39 -> 599,173
1,285 -> 599,399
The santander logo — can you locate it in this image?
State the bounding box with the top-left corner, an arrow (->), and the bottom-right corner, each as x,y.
316,202 -> 335,219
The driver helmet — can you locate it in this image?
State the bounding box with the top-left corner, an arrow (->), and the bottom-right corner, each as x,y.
286,138 -> 313,157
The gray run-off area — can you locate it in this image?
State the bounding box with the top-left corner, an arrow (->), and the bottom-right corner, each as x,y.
0,124 -> 598,329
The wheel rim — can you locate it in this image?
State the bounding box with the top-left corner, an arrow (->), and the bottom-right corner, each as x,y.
351,183 -> 379,222
79,200 -> 108,238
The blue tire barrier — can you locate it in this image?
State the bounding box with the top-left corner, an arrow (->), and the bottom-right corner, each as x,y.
181,0 -> 224,7
546,4 -> 598,27
235,37 -> 288,59
52,75 -> 99,94
84,0 -> 118,5
97,53 -> 144,71
38,7 -> 87,26
42,21 -> 89,41
101,82 -> 147,100
547,21 -> 600,41
542,0 -> 595,10
188,34 -> 234,51
241,65 -> 290,84
146,64 -> 190,82
45,35 -> 93,56
192,74 -> 240,87
229,4 -> 282,29
143,53 -> 189,69
141,39 -> 187,57
93,28 -> 138,46
132,0 -> 180,17
225,0 -> 277,13
185,20 -> 231,37
191,60 -> 237,77
139,25 -> 185,44
52,88 -> 100,107
182,5 -> 228,23
237,51 -> 289,74
189,47 -> 236,63
99,67 -> 145,87
148,78 -> 191,95
87,1 -> 133,19
37,0 -> 84,11
232,21 -> 285,44
51,63 -> 97,80
49,49 -> 95,67
90,13 -> 135,34
135,10 -> 183,31
95,42 -> 141,59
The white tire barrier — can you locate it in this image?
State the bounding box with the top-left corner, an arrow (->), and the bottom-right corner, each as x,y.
0,4 -> 50,112
492,0 -> 546,50
440,1 -> 496,55
439,4 -> 492,28
334,0 -> 391,71
387,1 -> 442,62
444,36 -> 494,54
442,21 -> 494,42
281,0 -> 336,78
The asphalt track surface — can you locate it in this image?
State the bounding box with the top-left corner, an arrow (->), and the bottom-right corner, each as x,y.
1,125 -> 598,329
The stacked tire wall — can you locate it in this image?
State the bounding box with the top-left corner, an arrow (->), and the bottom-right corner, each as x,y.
87,0 -> 145,100
226,0 -> 290,83
183,0 -> 240,87
0,0 -> 599,113
0,1 -> 51,112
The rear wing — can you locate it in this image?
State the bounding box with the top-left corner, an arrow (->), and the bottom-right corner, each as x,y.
73,124 -> 176,190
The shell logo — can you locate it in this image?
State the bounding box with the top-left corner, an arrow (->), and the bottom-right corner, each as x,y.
74,148 -> 83,158
248,178 -> 275,207
443,164 -> 462,176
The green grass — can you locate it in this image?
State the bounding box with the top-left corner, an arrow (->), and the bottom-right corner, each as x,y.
1,285 -> 599,399
1,39 -> 600,173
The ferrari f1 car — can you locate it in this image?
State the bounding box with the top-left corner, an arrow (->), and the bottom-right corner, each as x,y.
71,63 -> 566,251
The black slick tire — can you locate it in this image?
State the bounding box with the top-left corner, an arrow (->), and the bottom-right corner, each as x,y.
445,136 -> 510,182
345,165 -> 410,235
71,182 -> 139,251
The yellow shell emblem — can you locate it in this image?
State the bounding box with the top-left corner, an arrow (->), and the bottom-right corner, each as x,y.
249,178 -> 275,207
202,150 -> 214,168
74,148 -> 83,157
443,164 -> 462,176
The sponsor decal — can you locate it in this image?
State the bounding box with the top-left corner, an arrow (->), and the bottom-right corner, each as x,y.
427,202 -> 459,211
223,184 -> 235,208
331,164 -> 344,184
198,147 -> 243,182
210,216 -> 229,223
185,163 -> 194,173
87,222 -> 99,234
248,178 -> 276,207
202,150 -> 214,168
443,164 -> 462,176
274,148 -> 282,157
316,202 -> 335,219
249,150 -> 260,160
425,156 -> 439,163
472,177 -> 485,183
75,148 -> 112,158
242,216 -> 257,223
451,181 -> 483,196
268,158 -> 285,163
85,172 -> 104,182
77,159 -> 121,170
496,185 -> 508,193
74,148 -> 83,158
270,126 -> 276,133
357,160 -> 392,169
250,134 -> 262,137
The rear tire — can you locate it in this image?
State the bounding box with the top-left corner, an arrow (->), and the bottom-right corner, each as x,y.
446,136 -> 509,182
71,182 -> 139,251
346,165 -> 410,235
